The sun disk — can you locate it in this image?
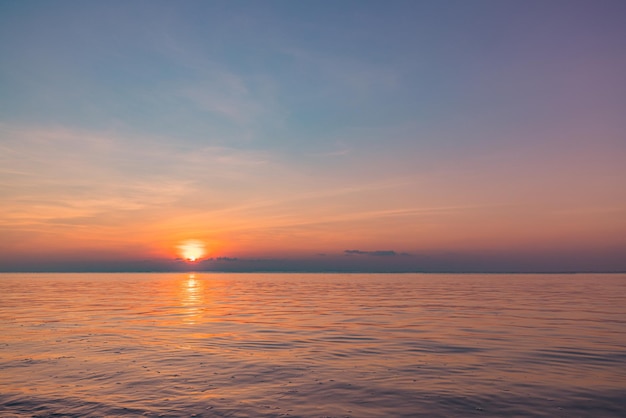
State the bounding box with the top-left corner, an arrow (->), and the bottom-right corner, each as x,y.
177,240 -> 206,262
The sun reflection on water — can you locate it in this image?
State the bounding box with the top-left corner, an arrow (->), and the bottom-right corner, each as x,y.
180,273 -> 205,324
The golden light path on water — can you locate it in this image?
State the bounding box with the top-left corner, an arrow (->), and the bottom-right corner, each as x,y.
1,273 -> 625,417
180,274 -> 205,325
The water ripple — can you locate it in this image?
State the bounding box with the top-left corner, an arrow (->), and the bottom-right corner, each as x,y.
1,273 -> 625,417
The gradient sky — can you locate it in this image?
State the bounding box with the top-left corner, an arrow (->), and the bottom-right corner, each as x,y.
1,0 -> 625,272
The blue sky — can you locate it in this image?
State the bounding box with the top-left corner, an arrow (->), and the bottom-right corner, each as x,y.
1,1 -> 625,271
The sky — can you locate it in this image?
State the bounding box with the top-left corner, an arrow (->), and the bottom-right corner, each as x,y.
1,0 -> 625,272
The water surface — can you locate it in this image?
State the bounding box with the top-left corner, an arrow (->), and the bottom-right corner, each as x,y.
1,273 -> 625,417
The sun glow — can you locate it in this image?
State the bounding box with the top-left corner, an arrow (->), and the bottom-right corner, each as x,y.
177,240 -> 206,262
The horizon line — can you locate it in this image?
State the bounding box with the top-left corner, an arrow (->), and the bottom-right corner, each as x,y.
1,270 -> 624,275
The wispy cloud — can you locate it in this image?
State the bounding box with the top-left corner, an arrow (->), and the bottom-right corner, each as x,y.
178,78 -> 259,125
0,124 -> 274,231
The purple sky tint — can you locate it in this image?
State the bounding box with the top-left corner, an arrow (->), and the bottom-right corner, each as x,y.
1,1 -> 625,272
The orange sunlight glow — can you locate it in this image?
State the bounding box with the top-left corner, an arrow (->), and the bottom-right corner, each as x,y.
177,240 -> 206,262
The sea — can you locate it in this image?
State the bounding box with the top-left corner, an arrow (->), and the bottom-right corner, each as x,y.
1,273 -> 625,417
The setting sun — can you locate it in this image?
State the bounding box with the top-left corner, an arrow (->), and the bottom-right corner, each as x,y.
177,240 -> 206,262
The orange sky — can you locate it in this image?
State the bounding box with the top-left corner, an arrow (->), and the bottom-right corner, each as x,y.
1,2 -> 625,271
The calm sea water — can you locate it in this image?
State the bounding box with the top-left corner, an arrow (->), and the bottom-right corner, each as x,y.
1,273 -> 625,417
